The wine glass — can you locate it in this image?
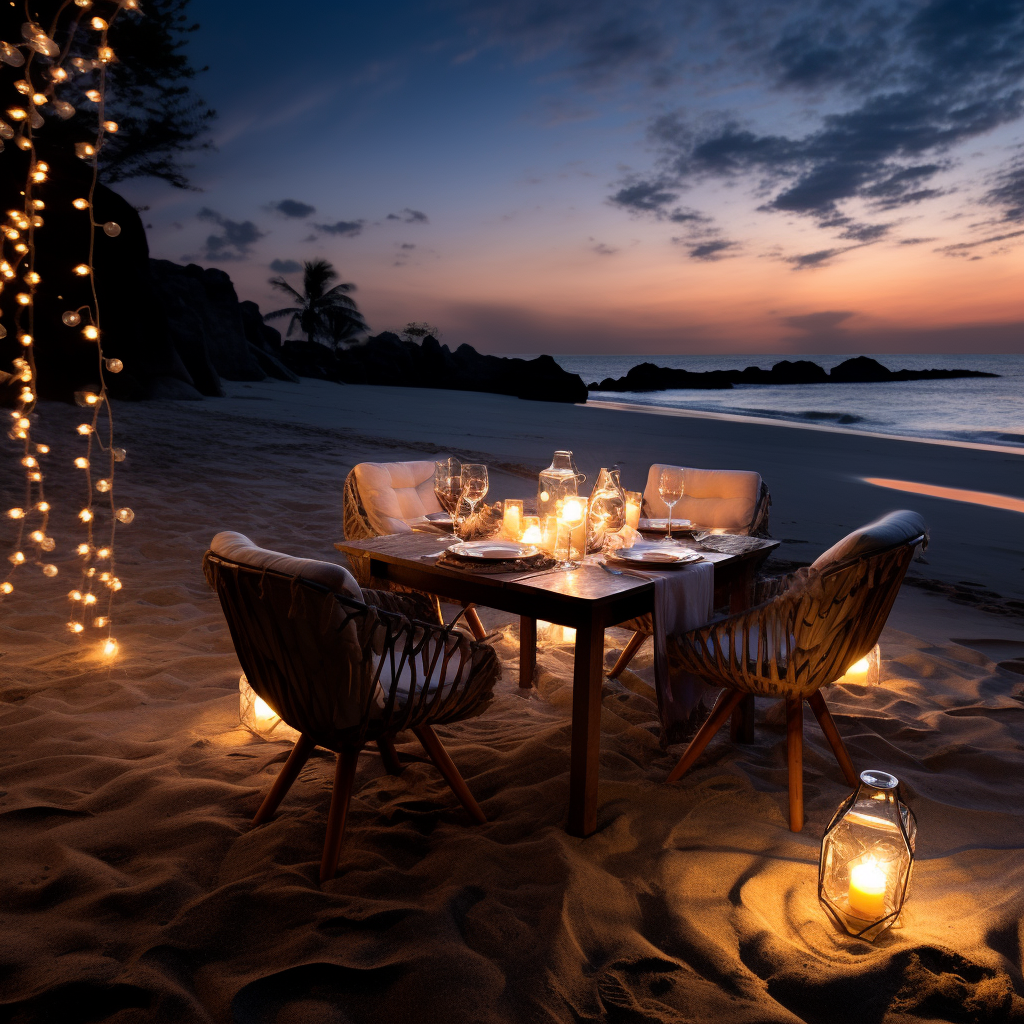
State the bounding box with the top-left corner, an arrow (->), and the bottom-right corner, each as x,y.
557,495 -> 587,568
459,464 -> 489,535
658,466 -> 685,541
434,459 -> 462,528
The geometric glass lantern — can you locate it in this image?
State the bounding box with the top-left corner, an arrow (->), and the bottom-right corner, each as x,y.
818,769 -> 917,941
834,643 -> 881,686
239,673 -> 300,743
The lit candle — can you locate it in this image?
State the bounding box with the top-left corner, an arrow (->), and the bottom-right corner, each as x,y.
846,656 -> 870,675
540,516 -> 559,554
521,516 -> 541,544
503,500 -> 523,540
848,859 -> 887,919
625,498 -> 641,531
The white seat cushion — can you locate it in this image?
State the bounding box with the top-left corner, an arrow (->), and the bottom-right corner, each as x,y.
811,510 -> 927,570
373,648 -> 457,708
210,531 -> 362,600
644,465 -> 761,531
354,461 -> 443,536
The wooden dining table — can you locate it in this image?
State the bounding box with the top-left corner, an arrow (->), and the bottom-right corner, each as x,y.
335,531 -> 778,838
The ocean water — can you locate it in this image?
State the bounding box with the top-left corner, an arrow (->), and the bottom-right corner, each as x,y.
547,353 -> 1024,449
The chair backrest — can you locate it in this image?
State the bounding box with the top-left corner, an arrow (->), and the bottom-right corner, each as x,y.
811,509 -> 927,571
349,461 -> 442,536
204,533 -> 497,747
643,464 -> 763,532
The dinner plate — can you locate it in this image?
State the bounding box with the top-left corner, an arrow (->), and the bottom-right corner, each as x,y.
638,518 -> 694,532
447,540 -> 542,562
607,547 -> 704,569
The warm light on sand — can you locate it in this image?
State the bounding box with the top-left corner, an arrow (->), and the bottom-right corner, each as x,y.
863,478 -> 1024,514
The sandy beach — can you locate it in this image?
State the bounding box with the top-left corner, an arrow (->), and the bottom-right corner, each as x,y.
2,378 -> 1023,1023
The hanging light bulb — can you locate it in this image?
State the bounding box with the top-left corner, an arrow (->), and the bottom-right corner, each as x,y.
102,638 -> 119,657
53,100 -> 75,120
79,508 -> 93,522
19,334 -> 32,347
95,478 -> 111,492
36,444 -> 48,454
73,198 -> 90,210
73,264 -> 91,276
74,142 -> 96,160
96,547 -> 110,559
25,271 -> 40,285
21,456 -> 37,468
94,616 -> 108,628
32,93 -> 47,106
42,564 -> 58,577
50,66 -> 68,82
40,537 -> 55,551
105,358 -> 123,373
30,530 -> 44,543
69,621 -> 85,633
77,423 -> 92,434
36,501 -> 50,512
108,578 -> 122,591
112,447 -> 126,462
83,592 -> 97,605
102,120 -> 118,133
91,16 -> 108,29
6,108 -> 28,121
82,325 -> 99,340
97,46 -> 115,63
115,508 -> 135,524
62,311 -> 82,326
74,391 -> 101,407
7,508 -> 25,519
0,120 -> 12,138
22,23 -> 60,57
85,89 -> 101,102
0,41 -> 25,66
32,199 -> 44,210
15,292 -> 31,305
9,551 -> 26,565
74,457 -> 89,469
103,222 -> 120,237
15,138 -> 32,152
75,0 -> 92,7
77,543 -> 90,556
0,582 -> 13,595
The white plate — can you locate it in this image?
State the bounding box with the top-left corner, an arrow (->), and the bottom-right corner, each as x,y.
638,518 -> 694,532
448,540 -> 541,562
607,547 -> 704,568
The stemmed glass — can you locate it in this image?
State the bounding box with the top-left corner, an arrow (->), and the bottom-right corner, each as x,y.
434,458 -> 462,529
659,466 -> 685,541
557,496 -> 587,568
459,464 -> 489,536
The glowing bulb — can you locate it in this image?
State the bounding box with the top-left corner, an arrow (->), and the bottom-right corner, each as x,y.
63,311 -> 82,326
112,448 -> 126,462
94,616 -> 108,628
0,582 -> 12,595
19,334 -> 32,347
4,224 -> 19,238
15,292 -> 30,305
29,472 -> 41,482
36,501 -> 49,512
7,508 -> 25,519
96,547 -> 110,559
74,391 -> 100,407
77,424 -> 93,435
14,243 -> 27,253
32,93 -> 47,106
254,695 -> 276,722
82,325 -> 99,340
69,621 -> 84,633
74,142 -> 96,159
73,264 -> 91,276
115,508 -> 134,524
7,108 -> 27,121
31,199 -> 43,210
53,100 -> 75,119
30,530 -> 44,543
103,222 -> 121,237
95,479 -> 111,492
86,567 -> 96,577
40,537 -> 54,551
97,46 -> 114,63
108,578 -> 122,591
79,508 -> 93,522
50,67 -> 68,82
77,543 -> 90,556
42,564 -> 57,577
9,551 -> 26,565
73,198 -> 90,210
21,456 -> 37,468
16,417 -> 29,428
102,120 -> 118,133
75,0 -> 92,7
35,444 -> 48,454
105,358 -> 123,373
84,592 -> 97,604
85,89 -> 101,102
25,271 -> 40,285
14,81 -> 31,95
91,16 -> 108,29
847,656 -> 870,675
74,457 -> 89,468
102,638 -> 118,657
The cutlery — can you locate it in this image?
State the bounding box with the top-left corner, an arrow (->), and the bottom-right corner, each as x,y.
598,561 -> 653,580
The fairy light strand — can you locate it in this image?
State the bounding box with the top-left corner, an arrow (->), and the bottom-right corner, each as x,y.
1,0 -> 139,660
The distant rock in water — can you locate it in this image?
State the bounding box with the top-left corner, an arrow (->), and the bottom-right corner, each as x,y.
588,356 -> 997,392
283,333 -> 588,404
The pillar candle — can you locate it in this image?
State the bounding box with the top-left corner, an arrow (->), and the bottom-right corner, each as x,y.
848,860 -> 887,919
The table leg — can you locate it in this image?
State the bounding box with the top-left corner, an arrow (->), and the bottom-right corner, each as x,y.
730,694 -> 756,744
729,562 -> 756,614
567,616 -> 605,838
519,615 -> 537,689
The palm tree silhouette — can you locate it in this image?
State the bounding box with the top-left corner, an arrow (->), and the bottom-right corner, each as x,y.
264,260 -> 368,349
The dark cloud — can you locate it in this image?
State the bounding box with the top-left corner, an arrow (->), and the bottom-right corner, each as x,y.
196,208 -> 265,261
783,311 -> 854,333
936,228 -> 1024,256
599,0 -> 1024,254
677,238 -> 739,261
897,237 -> 936,245
269,258 -> 302,274
400,243 -> 416,250
386,208 -> 429,224
313,220 -> 365,237
784,248 -> 853,269
983,155 -> 1024,223
589,239 -> 618,255
270,199 -> 315,219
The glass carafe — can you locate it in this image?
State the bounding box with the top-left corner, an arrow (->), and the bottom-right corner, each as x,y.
587,468 -> 626,551
538,450 -> 582,519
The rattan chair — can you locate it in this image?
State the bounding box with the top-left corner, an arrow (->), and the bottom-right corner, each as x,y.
608,467 -> 772,678
343,462 -> 490,639
204,533 -> 500,881
662,510 -> 927,832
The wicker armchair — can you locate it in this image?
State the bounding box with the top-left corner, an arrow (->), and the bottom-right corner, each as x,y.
663,510 -> 927,832
204,534 -> 500,881
343,463 -> 490,639
608,467 -> 772,678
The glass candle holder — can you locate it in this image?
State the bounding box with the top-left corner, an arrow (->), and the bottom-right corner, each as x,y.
819,769 -> 916,941
503,499 -> 524,540
624,490 -> 642,530
540,515 -> 559,555
520,515 -> 542,545
239,673 -> 300,743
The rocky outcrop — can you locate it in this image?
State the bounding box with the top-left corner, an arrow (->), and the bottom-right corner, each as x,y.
281,332 -> 588,403
589,356 -> 997,392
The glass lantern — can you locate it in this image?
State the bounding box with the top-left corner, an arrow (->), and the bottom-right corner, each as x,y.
538,450 -> 582,520
586,468 -> 626,551
834,644 -> 881,686
819,769 -> 916,941
239,673 -> 300,743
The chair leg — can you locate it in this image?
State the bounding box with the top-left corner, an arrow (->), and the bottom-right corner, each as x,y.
608,630 -> 647,678
412,724 -> 486,824
376,736 -> 405,776
320,745 -> 362,883
666,689 -> 745,783
252,733 -> 316,826
786,699 -> 803,833
807,691 -> 858,787
462,604 -> 487,640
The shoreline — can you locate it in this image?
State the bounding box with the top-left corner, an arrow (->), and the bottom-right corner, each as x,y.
583,397 -> 1024,457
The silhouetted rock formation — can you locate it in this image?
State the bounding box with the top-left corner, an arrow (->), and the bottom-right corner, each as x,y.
282,333 -> 588,404
588,356 -> 997,392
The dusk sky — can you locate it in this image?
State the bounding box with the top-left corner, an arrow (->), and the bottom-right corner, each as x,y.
121,0 -> 1024,355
